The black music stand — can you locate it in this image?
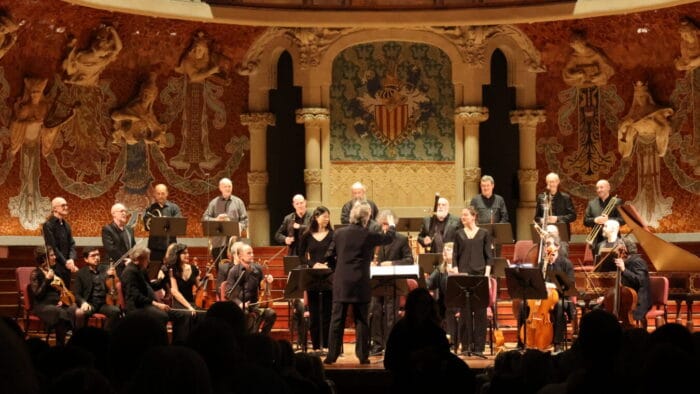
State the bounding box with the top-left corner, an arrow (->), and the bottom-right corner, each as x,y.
445,274 -> 489,358
150,217 -> 188,247
201,220 -> 239,262
481,223 -> 514,257
395,218 -> 424,233
417,253 -> 442,288
505,267 -> 548,350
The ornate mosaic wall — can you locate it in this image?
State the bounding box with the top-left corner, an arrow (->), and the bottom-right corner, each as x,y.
329,41 -> 454,161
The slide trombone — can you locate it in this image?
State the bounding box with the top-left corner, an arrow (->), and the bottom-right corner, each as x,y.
585,195 -> 618,246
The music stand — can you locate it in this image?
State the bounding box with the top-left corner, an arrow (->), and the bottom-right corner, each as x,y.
149,217 -> 188,246
417,253 -> 442,288
283,256 -> 304,274
201,220 -> 239,238
394,218 -> 424,233
530,223 -> 570,242
444,274 -> 489,358
505,267 -> 548,350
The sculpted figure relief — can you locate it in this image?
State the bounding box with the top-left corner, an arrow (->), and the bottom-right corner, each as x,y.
111,72 -> 166,146
175,31 -> 222,83
562,32 -> 615,88
0,15 -> 18,60
675,17 -> 700,71
617,81 -> 673,158
63,25 -> 122,86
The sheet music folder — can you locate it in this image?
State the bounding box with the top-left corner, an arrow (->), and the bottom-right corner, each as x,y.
370,265 -> 419,279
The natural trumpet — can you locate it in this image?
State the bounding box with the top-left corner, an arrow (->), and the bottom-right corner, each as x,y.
585,195 -> 618,246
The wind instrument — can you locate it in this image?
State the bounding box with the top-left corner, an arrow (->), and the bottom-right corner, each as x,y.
585,195 -> 618,246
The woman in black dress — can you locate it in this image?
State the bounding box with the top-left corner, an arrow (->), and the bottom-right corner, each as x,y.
166,243 -> 204,317
299,206 -> 335,352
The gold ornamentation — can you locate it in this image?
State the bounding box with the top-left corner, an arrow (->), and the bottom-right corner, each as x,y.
304,169 -> 322,184
510,109 -> 546,126
247,171 -> 269,185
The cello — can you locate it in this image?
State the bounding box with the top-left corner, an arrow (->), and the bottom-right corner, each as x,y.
601,241 -> 638,329
519,243 -> 559,350
194,257 -> 219,309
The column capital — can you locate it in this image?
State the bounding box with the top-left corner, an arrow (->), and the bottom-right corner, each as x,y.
304,169 -> 322,184
296,108 -> 330,126
247,171 -> 269,186
518,168 -> 539,183
463,167 -> 482,182
509,109 -> 546,126
240,112 -> 276,128
455,106 -> 489,124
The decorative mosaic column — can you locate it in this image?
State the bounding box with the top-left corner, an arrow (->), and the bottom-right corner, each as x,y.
455,106 -> 488,207
241,112 -> 275,246
296,108 -> 329,208
510,109 -> 546,240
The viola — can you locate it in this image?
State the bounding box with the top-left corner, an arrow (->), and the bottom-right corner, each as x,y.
45,268 -> 76,306
258,260 -> 272,309
195,257 -> 219,309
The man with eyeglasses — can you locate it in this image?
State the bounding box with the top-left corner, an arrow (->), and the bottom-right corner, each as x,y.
72,246 -> 123,330
43,197 -> 78,287
517,235 -> 574,353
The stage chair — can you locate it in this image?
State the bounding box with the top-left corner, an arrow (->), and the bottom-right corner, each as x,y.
512,240 -> 535,264
15,266 -> 52,340
640,276 -> 669,329
219,282 -> 227,301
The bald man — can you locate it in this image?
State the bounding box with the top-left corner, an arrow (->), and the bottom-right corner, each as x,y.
340,182 -> 379,224
584,179 -> 624,256
534,172 -> 577,238
145,184 -> 182,263
101,203 -> 136,277
274,194 -> 312,256
43,197 -> 78,287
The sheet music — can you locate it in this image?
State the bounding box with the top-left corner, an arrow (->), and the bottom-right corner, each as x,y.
370,264 -> 419,278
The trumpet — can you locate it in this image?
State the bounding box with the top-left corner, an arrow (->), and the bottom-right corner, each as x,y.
585,195 -> 618,246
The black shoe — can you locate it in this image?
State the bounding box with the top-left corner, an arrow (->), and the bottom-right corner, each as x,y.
370,345 -> 384,355
359,358 -> 370,365
323,357 -> 336,365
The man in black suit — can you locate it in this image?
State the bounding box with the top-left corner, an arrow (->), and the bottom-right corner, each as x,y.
43,196 -> 78,287
72,246 -> 122,330
534,172 -> 577,240
145,184 -> 182,264
369,210 -> 414,355
274,194 -> 312,256
340,182 -> 379,224
324,202 -> 396,365
120,246 -> 191,343
102,203 -> 136,277
417,197 -> 460,254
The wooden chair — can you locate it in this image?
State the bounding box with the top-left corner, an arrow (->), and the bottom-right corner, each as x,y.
486,276 -> 500,354
512,240 -> 535,265
641,276 -> 669,329
15,266 -> 51,340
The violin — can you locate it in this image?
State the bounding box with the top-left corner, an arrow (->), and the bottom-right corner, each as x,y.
601,241 -> 638,329
105,259 -> 120,307
195,257 -> 219,309
258,260 -> 272,309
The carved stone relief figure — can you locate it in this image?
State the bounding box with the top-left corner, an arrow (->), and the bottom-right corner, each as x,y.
62,25 -> 122,87
562,32 -> 615,88
618,81 -> 674,227
0,15 -> 18,60
8,78 -> 74,229
169,31 -> 225,176
675,17 -> 700,72
111,72 -> 166,146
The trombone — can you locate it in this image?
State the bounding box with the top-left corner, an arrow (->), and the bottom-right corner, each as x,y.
585,195 -> 618,246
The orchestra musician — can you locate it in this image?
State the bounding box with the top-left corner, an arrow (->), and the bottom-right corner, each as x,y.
71,246 -> 122,330
584,179 -> 624,256
452,206 -> 493,355
101,203 -> 136,278
43,197 -> 79,287
340,182 -> 379,225
534,173 -> 577,238
417,197 -> 460,254
165,243 -> 204,317
425,242 -> 456,343
120,246 -> 191,343
145,184 -> 182,264
274,194 -> 312,257
202,178 -> 248,264
592,220 -> 651,324
299,205 -> 336,353
369,209 -> 414,355
470,175 -> 509,256
30,246 -> 82,346
546,224 -> 569,259
324,202 -> 396,365
517,235 -> 574,353
216,238 -> 244,287
224,244 -> 276,335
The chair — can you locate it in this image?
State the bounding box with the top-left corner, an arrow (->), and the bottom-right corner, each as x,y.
512,240 -> 535,264
486,276 -> 499,355
15,266 -> 51,340
641,276 -> 669,329
219,282 -> 228,301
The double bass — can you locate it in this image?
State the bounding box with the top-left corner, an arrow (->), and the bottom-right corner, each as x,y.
519,244 -> 559,350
